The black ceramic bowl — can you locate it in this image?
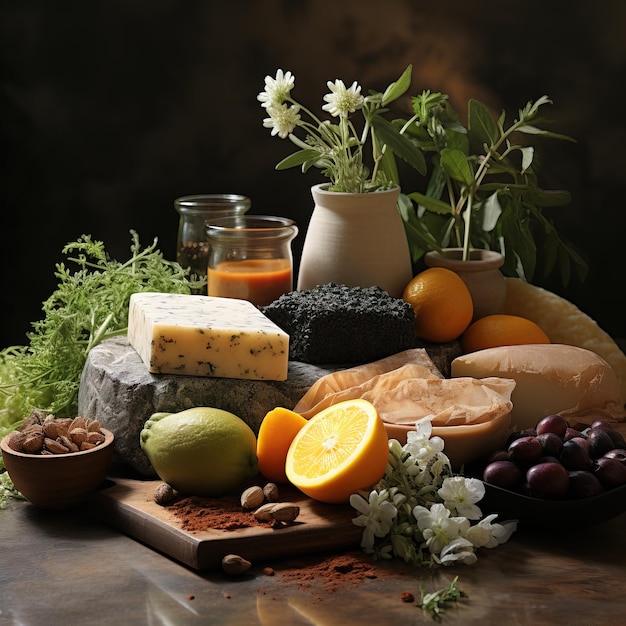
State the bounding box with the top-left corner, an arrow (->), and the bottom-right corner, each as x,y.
476,480 -> 626,529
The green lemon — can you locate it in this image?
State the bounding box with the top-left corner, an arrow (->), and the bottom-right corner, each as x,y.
140,407 -> 259,497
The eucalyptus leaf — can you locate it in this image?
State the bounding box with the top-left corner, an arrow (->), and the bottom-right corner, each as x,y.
520,146 -> 534,173
468,99 -> 499,145
407,191 -> 454,216
478,191 -> 502,232
372,116 -> 427,174
440,148 -> 474,186
275,148 -> 321,170
381,64 -> 412,105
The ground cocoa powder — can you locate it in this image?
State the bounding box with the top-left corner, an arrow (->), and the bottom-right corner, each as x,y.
167,492 -> 273,531
263,551 -> 380,592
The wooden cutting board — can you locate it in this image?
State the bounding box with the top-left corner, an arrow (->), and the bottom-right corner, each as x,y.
90,477 -> 362,570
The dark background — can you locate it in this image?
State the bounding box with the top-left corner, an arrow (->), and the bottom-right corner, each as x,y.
1,0 -> 625,349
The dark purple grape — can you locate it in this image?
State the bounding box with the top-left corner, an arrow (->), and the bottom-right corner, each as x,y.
508,436 -> 543,466
560,439 -> 593,471
566,470 -> 604,498
570,436 -> 590,451
526,462 -> 570,498
483,460 -> 523,490
486,449 -> 511,463
591,421 -> 626,449
603,449 -> 626,465
587,427 -> 616,459
536,414 -> 568,438
537,432 -> 563,457
564,427 -> 583,442
506,428 -> 537,446
538,455 -> 561,465
594,456 -> 626,488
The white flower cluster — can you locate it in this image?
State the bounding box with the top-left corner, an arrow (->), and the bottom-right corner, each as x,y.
257,67 -> 424,193
350,417 -> 517,567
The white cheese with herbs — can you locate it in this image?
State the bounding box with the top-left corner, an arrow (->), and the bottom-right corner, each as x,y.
127,292 -> 289,380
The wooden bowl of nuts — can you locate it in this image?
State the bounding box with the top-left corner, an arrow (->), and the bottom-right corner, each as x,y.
0,410 -> 114,510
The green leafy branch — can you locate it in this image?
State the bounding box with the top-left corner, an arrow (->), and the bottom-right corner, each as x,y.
399,91 -> 588,285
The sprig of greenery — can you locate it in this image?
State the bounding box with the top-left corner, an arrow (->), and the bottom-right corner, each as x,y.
0,231 -> 201,436
398,91 -> 588,285
419,576 -> 467,622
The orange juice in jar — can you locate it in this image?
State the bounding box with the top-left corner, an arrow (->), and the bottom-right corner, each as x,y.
206,215 -> 298,307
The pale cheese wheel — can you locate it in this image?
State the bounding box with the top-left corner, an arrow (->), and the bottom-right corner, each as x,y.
451,343 -> 626,430
502,277 -> 626,402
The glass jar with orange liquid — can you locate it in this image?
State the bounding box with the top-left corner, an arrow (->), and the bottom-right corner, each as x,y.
206,215 -> 298,307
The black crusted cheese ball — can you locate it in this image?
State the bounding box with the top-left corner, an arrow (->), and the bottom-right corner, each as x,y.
262,283 -> 416,364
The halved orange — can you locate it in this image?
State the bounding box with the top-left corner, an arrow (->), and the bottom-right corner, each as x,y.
285,399 -> 389,504
256,407 -> 308,484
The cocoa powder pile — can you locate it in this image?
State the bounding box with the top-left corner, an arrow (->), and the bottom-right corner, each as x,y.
168,493 -> 273,531
263,551 -> 381,592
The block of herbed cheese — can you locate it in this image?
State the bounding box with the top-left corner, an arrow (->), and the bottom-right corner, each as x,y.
451,344 -> 626,430
127,292 -> 289,380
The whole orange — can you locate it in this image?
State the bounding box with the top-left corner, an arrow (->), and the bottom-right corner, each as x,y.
402,267 -> 474,343
461,313 -> 551,353
256,407 -> 308,484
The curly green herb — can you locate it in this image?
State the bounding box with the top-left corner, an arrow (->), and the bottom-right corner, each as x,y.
0,231 -> 202,483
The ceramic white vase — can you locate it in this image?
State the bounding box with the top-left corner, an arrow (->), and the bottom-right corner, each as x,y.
424,248 -> 506,321
297,184 -> 413,298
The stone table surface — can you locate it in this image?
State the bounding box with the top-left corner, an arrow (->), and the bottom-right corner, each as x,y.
1,476 -> 625,626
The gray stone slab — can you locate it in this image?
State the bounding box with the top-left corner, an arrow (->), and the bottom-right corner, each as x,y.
78,336 -> 459,476
78,336 -> 339,475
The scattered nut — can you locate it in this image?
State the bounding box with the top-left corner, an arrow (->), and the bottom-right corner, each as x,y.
253,502 -> 277,521
154,483 -> 179,506
240,485 -> 265,509
269,502 -> 300,524
221,554 -> 251,575
263,482 -> 280,502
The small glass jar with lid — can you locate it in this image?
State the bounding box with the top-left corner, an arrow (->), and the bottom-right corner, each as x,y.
175,194 -> 251,279
206,215 -> 298,307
